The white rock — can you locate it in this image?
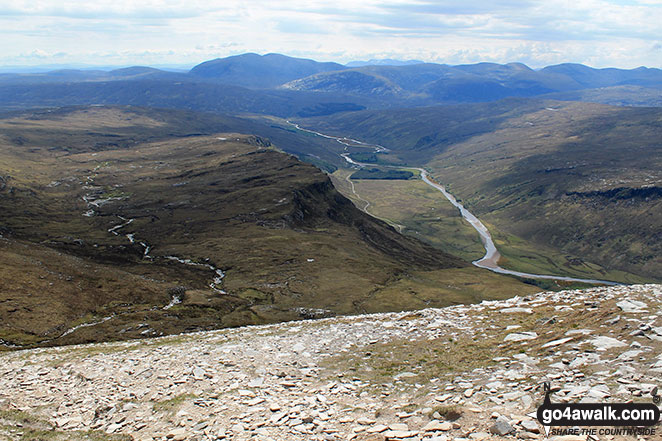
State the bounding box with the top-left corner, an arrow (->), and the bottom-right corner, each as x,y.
504,332 -> 538,342
589,336 -> 627,350
617,299 -> 647,313
541,337 -> 574,348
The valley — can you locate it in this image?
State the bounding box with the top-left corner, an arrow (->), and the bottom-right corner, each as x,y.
298,99 -> 661,284
2,2 -> 662,438
0,106 -> 538,349
1,53 -> 660,350
287,121 -> 624,286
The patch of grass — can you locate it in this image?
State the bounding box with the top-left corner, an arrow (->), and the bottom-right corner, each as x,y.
431,405 -> 462,421
0,408 -> 130,441
325,326 -> 511,385
152,393 -> 197,414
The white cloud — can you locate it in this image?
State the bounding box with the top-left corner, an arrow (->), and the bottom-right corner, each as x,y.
0,0 -> 659,68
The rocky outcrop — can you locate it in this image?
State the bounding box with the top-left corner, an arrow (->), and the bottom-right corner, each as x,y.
1,284 -> 660,440
566,186 -> 662,201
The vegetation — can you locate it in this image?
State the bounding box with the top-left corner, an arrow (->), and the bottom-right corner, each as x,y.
331,170 -> 484,261
0,106 -> 538,349
152,394 -> 197,414
323,292 -> 641,390
350,168 -> 413,180
306,99 -> 662,282
0,408 -> 130,441
348,152 -> 377,163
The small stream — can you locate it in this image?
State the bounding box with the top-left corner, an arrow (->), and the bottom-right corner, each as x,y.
60,169 -> 230,339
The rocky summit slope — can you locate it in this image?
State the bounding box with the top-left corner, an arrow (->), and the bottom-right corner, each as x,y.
1,284 -> 660,441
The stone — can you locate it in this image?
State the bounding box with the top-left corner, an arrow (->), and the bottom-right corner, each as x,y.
422,420 -> 449,432
367,424 -> 388,433
248,377 -> 264,387
490,416 -> 514,435
166,427 -> 187,439
504,332 -> 538,342
192,367 -> 205,379
382,430 -> 418,439
616,299 -> 647,313
521,420 -> 540,433
541,337 -> 574,348
589,336 -> 627,350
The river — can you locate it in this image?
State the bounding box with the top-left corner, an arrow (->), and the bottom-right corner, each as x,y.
289,121 -> 619,286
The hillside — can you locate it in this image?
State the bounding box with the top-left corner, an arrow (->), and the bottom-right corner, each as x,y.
189,53 -> 345,89
281,62 -> 662,105
300,100 -> 662,282
0,80 -> 373,118
0,106 -> 536,349
0,284 -> 659,440
542,85 -> 662,107
2,55 -> 661,116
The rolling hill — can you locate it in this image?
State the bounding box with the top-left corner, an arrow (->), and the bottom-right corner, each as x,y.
281,61 -> 662,105
2,54 -> 660,116
189,52 -> 345,88
0,105 -> 535,349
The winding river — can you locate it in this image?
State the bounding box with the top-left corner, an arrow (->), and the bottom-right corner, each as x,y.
289,121 -> 619,286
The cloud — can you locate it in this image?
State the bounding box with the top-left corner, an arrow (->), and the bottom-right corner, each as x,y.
0,0 -> 660,68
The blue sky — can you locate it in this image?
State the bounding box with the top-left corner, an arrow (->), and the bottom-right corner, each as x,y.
1,0 -> 660,69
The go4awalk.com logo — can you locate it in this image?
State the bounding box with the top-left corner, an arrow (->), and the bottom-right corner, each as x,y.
527,383 -> 661,438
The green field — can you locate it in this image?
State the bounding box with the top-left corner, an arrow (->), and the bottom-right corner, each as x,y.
332,169 -> 485,261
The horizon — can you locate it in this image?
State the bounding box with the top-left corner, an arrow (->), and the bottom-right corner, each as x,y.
0,51 -> 660,75
1,1 -> 660,70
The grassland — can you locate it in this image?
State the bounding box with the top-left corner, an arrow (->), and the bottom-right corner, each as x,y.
331,169 -> 484,261
323,290 -> 648,387
0,106 -> 539,349
0,407 -> 131,441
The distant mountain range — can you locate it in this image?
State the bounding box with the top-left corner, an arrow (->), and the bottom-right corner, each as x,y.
345,59 -> 425,67
1,53 -> 661,115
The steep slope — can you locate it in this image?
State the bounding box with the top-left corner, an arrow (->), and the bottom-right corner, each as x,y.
301,100 -> 662,281
189,53 -> 345,88
0,106 -> 534,348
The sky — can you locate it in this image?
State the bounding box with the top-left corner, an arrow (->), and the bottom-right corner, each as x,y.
1,0 -> 660,70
